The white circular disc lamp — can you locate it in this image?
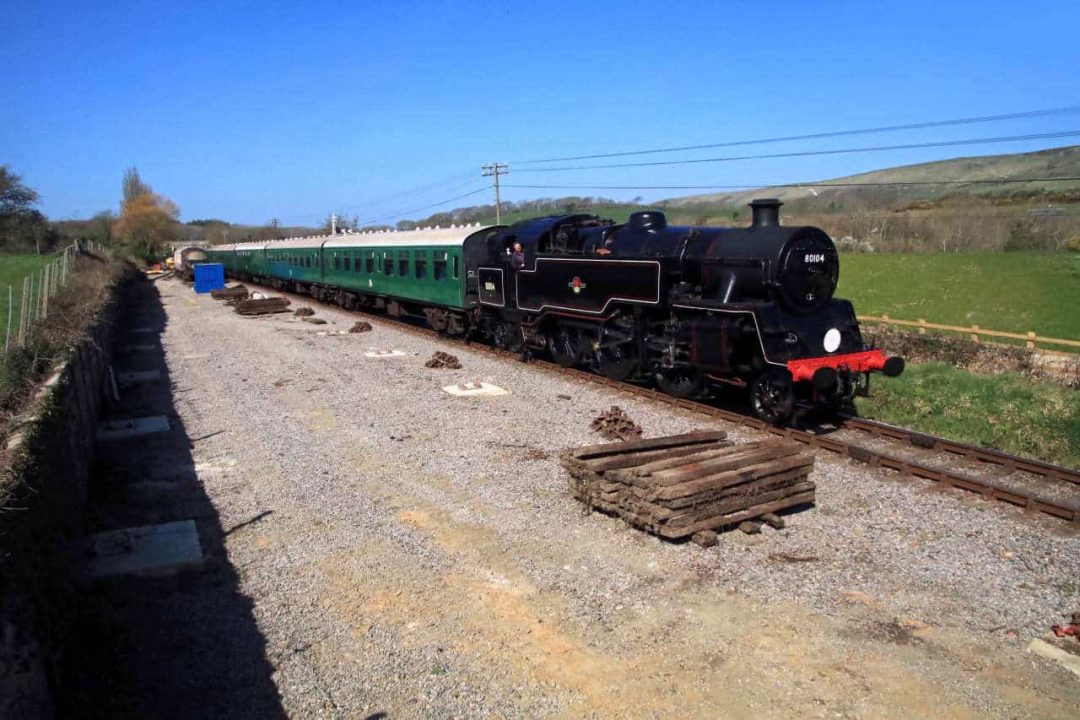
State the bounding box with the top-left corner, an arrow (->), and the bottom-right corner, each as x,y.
823,328 -> 841,353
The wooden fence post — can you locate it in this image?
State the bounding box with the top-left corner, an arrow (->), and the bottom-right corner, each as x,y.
4,284 -> 11,355
971,324 -> 980,343
42,263 -> 50,320
918,318 -> 926,335
18,276 -> 29,346
1026,331 -> 1036,350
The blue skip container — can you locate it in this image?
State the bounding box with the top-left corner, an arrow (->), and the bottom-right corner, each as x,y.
193,263 -> 225,293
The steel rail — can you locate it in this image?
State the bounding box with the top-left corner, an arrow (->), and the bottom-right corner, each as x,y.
231,279 -> 1080,525
837,415 -> 1080,487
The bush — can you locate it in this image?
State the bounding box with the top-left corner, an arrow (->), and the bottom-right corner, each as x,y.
1066,235 -> 1080,253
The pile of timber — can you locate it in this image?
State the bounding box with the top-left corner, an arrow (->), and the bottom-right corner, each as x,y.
234,296 -> 291,316
561,431 -> 816,541
210,284 -> 249,301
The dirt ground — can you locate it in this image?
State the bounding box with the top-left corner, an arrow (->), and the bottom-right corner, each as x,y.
68,280 -> 1080,719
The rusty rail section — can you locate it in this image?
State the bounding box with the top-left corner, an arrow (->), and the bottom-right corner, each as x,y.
238,281 -> 1080,525
838,415 -> 1080,487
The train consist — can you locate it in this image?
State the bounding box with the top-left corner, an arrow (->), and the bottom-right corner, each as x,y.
205,199 -> 903,422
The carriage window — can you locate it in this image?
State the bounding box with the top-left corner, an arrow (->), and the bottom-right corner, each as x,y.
343,257 -> 351,271
366,252 -> 374,273
415,255 -> 427,279
398,251 -> 409,277
452,255 -> 459,279
333,255 -> 340,270
384,252 -> 393,275
305,256 -> 312,268
434,251 -> 447,281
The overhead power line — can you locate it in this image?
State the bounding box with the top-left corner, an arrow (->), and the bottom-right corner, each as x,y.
502,176 -> 1080,191
364,186 -> 490,225
270,171 -> 478,225
511,130 -> 1080,174
338,170 -> 477,213
511,105 -> 1080,165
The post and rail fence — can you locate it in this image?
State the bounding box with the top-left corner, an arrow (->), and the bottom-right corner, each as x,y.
858,314 -> 1080,353
2,240 -> 109,360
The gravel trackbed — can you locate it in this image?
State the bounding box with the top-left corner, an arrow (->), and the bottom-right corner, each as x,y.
71,280 -> 1080,719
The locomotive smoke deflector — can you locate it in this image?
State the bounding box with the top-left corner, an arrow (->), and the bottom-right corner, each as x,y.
749,198 -> 782,228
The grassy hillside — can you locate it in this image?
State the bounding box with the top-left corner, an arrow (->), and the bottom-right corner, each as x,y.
838,251 -> 1080,340
0,254 -> 51,341
662,145 -> 1080,210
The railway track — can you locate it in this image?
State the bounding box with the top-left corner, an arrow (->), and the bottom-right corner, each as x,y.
225,279 -> 1080,525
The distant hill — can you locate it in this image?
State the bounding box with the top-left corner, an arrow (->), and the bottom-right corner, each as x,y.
286,145 -> 1080,253
659,145 -> 1080,213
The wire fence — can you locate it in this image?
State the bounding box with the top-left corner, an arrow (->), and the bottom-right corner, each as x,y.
2,241 -> 108,359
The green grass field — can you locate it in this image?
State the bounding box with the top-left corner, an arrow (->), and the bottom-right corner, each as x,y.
838,252 -> 1080,340
857,363 -> 1080,469
841,252 -> 1079,466
0,254 -> 51,343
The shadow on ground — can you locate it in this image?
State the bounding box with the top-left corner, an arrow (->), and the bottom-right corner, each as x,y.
60,278 -> 287,719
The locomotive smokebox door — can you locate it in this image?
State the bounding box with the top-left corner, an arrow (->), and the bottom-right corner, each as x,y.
478,267 -> 506,307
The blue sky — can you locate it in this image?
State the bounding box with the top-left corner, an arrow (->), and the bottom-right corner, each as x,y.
2,0 -> 1079,225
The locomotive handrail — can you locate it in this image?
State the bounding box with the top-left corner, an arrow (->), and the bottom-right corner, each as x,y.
858,314 -> 1080,352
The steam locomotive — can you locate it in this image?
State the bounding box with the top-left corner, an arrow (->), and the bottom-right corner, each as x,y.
207,198 -> 903,422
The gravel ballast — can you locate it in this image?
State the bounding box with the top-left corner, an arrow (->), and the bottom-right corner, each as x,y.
146,281 -> 1080,718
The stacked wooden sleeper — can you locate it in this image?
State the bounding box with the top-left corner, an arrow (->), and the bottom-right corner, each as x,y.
561,431 -> 816,539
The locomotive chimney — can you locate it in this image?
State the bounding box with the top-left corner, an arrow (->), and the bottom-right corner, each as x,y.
749,198 -> 782,228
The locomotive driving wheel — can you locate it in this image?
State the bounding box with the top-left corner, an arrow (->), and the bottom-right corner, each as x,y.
596,345 -> 638,380
587,320 -> 640,381
492,321 -> 524,353
750,369 -> 795,424
548,326 -> 584,367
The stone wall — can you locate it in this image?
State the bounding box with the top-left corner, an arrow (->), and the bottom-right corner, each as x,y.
0,278 -> 127,719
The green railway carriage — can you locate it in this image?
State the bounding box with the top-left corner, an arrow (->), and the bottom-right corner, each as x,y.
204,225 -> 499,312
322,229 -> 472,308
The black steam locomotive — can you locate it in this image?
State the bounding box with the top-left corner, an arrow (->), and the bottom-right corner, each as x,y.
470,199 -> 903,422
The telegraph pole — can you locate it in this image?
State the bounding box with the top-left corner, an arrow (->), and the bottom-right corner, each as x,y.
331,213 -> 337,235
481,162 -> 509,224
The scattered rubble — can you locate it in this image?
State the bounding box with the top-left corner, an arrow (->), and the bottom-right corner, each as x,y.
349,321 -> 373,333
301,317 -> 328,325
590,406 -> 642,441
294,306 -> 315,317
425,351 -> 462,369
